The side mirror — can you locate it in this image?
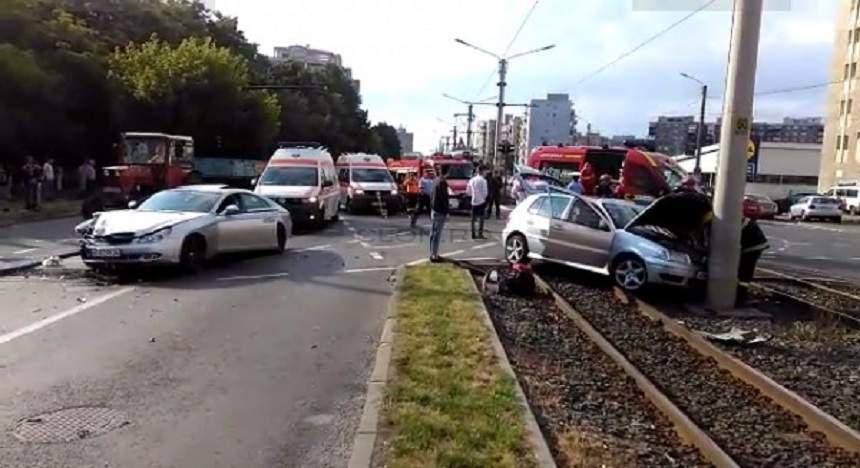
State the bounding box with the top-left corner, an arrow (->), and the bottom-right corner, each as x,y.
127,200 -> 138,209
250,177 -> 258,186
222,204 -> 240,216
598,219 -> 610,231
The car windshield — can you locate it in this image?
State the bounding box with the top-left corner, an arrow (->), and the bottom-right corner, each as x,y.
352,168 -> 393,183
441,164 -> 473,179
260,166 -> 318,186
602,202 -> 644,228
661,165 -> 686,189
138,190 -> 220,213
813,197 -> 840,205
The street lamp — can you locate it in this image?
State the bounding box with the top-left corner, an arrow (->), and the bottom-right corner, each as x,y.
454,38 -> 555,169
680,72 -> 708,178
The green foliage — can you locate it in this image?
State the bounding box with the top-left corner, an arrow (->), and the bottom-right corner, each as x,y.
371,122 -> 402,158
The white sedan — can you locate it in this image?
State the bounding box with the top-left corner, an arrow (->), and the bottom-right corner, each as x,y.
789,196 -> 843,223
75,185 -> 292,271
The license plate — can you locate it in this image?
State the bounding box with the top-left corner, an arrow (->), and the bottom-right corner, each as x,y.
89,247 -> 121,258
450,199 -> 459,209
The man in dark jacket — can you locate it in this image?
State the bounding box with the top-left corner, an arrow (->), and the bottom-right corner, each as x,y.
737,217 -> 768,305
429,166 -> 450,262
485,169 -> 502,219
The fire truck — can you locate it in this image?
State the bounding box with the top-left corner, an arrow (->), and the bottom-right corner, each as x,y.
526,145 -> 687,199
419,154 -> 474,210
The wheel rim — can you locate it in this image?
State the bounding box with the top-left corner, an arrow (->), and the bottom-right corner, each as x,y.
506,237 -> 524,262
183,239 -> 202,266
615,259 -> 646,290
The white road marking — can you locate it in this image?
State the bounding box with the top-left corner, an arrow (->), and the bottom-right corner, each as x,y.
347,239 -> 361,244
12,248 -> 38,255
360,241 -> 371,248
442,249 -> 466,256
295,244 -> 331,252
347,227 -> 357,232
217,272 -> 290,281
342,267 -> 397,273
364,243 -> 417,250
405,258 -> 429,266
805,256 -> 832,261
0,287 -> 134,345
369,252 -> 384,260
471,242 -> 496,250
459,257 -> 498,261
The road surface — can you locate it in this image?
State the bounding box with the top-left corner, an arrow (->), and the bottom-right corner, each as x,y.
759,219 -> 860,281
0,212 -> 505,467
0,217 -> 82,272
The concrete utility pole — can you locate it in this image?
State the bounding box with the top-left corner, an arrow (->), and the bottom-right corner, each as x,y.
494,59 -> 508,168
707,0 -> 763,310
443,94 -> 494,152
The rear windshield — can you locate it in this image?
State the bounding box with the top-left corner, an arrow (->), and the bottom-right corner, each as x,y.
601,202 -> 643,228
812,197 -> 839,205
352,168 -> 393,183
260,166 -> 318,186
747,194 -> 772,202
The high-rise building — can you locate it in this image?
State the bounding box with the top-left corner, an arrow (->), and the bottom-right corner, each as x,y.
649,116 -> 697,155
527,93 -> 576,150
820,0 -> 860,191
271,45 -> 360,93
395,126 -> 414,154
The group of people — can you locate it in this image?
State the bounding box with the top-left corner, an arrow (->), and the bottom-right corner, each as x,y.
402,164 -> 503,262
0,157 -> 97,211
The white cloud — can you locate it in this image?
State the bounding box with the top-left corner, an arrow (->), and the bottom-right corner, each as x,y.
208,0 -> 838,153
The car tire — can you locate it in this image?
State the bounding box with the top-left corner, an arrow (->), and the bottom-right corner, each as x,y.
276,224 -> 287,253
179,235 -> 206,272
611,254 -> 648,292
504,233 -> 529,264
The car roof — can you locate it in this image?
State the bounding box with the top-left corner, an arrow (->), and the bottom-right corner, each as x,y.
173,185 -> 251,195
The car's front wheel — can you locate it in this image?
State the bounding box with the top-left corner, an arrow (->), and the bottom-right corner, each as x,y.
612,255 -> 647,291
276,224 -> 287,253
505,234 -> 529,264
179,235 -> 206,272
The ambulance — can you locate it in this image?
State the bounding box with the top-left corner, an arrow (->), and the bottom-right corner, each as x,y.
337,153 -> 402,213
254,146 -> 340,225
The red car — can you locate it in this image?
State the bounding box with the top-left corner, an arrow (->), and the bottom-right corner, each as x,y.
743,194 -> 777,219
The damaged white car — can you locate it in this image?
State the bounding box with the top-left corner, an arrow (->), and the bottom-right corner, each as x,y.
502,190 -> 711,290
75,185 -> 292,272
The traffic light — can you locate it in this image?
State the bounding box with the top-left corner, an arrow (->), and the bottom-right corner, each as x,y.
497,141 -> 514,155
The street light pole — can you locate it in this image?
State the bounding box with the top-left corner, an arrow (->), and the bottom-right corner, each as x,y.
707,0 -> 763,311
681,72 -> 708,177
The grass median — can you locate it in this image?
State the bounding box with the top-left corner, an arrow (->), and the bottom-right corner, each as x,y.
381,264 -> 535,468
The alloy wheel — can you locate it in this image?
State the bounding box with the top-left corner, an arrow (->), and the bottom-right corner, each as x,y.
614,259 -> 646,291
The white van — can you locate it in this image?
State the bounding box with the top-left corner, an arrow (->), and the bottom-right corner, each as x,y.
254,147 -> 340,225
826,185 -> 860,215
336,153 -> 402,213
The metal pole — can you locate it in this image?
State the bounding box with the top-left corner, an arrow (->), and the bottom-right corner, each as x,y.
694,84 -> 707,177
494,59 -> 508,169
707,0 -> 763,311
453,124 -> 458,149
466,104 -> 474,150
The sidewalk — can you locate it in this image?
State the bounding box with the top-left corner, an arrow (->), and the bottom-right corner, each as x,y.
0,216 -> 82,275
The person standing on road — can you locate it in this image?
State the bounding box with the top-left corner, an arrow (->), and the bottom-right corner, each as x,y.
485,169 -> 502,220
42,158 -> 55,201
411,170 -> 434,228
467,165 -> 488,239
21,156 -> 42,211
77,159 -> 96,197
737,217 -> 769,305
594,174 -> 614,198
566,174 -> 583,194
428,166 -> 449,262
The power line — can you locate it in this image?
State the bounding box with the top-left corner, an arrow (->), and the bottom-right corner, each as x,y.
707,80 -> 843,100
573,0 -> 717,88
503,0 -> 541,57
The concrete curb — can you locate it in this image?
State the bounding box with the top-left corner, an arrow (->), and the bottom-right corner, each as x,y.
466,273 -> 558,468
347,266 -> 402,468
0,248 -> 80,277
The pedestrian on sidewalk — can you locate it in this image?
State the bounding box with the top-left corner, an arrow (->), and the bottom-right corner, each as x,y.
77,159 -> 96,197
411,170 -> 434,228
467,165 -> 488,239
485,169 -> 502,220
42,158 -> 55,201
428,166 -> 449,262
21,156 -> 42,211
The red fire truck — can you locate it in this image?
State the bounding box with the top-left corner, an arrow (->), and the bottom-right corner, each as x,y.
420,154 -> 474,210
526,145 -> 687,198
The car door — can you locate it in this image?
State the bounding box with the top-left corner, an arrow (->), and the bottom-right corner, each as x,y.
239,193 -> 279,248
215,194 -> 246,252
790,197 -> 807,217
522,196 -> 552,257
549,197 -> 613,269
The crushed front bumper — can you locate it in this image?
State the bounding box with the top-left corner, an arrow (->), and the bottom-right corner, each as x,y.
80,239 -> 182,266
645,258 -> 705,287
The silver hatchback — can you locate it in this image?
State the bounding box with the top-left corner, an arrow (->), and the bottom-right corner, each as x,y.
502,191 -> 711,290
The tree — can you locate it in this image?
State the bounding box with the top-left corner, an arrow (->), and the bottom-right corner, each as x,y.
371,123 -> 402,158
109,36 -> 279,157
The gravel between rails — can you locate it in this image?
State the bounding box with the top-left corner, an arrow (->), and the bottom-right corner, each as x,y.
541,270 -> 860,467
475,275 -> 711,467
677,315 -> 860,434
756,279 -> 860,322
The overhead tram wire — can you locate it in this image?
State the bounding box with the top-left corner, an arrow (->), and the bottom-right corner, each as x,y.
706,80 -> 844,100
572,0 -> 718,89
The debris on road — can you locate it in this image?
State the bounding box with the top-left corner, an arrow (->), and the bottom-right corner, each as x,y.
698,327 -> 770,345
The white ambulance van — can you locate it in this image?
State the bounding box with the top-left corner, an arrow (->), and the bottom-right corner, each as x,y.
254,146 -> 339,225
336,153 -> 402,214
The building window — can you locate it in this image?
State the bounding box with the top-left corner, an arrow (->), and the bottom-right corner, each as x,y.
853,63 -> 858,79
850,99 -> 854,114
837,135 -> 842,150
841,100 -> 846,115
846,63 -> 851,80
844,134 -> 850,151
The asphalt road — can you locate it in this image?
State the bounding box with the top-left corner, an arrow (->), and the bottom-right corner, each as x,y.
0,212 -> 505,468
0,217 -> 82,272
758,219 -> 860,281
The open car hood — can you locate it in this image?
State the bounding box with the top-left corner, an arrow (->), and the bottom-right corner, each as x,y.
624,192 -> 712,235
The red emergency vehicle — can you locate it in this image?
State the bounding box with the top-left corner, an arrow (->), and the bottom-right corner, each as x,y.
526,145 -> 687,198
420,154 -> 474,210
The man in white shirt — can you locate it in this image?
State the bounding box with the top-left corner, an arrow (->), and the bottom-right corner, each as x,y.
466,166 -> 488,239
42,158 -> 55,201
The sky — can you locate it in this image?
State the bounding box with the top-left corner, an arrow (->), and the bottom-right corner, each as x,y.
204,0 -> 839,153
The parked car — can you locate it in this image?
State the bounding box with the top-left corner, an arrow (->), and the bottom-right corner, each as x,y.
775,191 -> 817,214
825,185 -> 860,215
509,165 -> 566,202
789,196 -> 843,223
75,185 -> 291,272
502,191 -> 711,291
742,194 -> 777,220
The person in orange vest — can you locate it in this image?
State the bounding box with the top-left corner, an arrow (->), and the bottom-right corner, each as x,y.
404,171 -> 419,217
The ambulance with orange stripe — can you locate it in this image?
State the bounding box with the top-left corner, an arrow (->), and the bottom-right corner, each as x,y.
336,153 -> 402,214
254,146 -> 340,225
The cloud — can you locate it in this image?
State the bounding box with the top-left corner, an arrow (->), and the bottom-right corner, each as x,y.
209,0 -> 838,153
